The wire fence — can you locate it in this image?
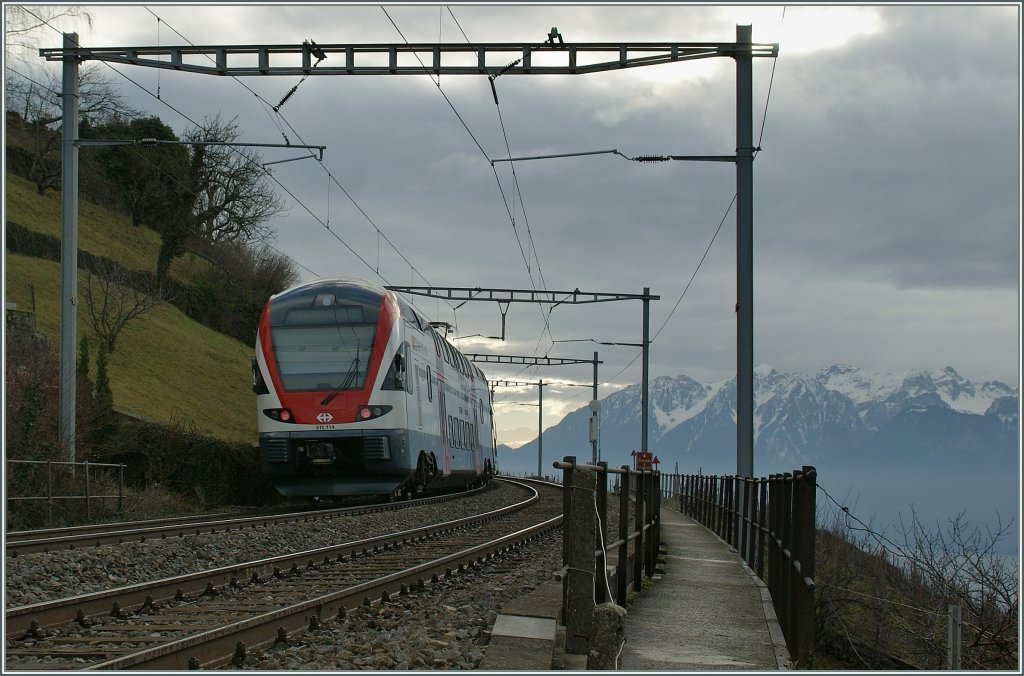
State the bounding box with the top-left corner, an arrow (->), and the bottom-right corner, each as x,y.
6,459 -> 125,529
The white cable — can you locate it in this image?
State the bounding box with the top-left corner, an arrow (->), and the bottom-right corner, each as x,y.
593,490 -> 625,669
593,491 -> 615,602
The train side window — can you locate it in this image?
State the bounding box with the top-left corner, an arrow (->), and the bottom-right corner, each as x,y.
427,368 -> 433,401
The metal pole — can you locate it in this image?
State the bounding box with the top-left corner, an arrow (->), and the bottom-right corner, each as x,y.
537,379 -> 543,479
47,461 -> 54,528
735,24 -> 754,480
592,351 -> 599,464
641,287 -> 650,454
85,460 -> 91,521
947,604 -> 961,670
59,32 -> 80,463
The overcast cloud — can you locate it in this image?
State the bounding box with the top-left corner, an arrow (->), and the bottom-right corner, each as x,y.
17,3 -> 1021,445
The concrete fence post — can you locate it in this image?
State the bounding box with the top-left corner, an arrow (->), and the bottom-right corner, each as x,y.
595,461 -> 609,604
565,464 -> 596,654
560,455 -> 576,624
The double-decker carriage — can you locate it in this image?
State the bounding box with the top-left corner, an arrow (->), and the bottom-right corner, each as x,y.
253,278 -> 495,501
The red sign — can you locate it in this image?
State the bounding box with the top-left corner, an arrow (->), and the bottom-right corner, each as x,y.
636,451 -> 653,470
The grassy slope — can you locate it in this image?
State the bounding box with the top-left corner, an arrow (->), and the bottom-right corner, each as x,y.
5,172 -> 257,444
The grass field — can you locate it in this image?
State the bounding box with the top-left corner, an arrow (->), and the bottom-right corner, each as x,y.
5,172 -> 257,444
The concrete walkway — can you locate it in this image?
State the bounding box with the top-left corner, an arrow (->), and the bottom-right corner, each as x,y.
618,505 -> 790,671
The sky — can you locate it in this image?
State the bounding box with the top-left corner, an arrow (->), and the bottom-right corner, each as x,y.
7,2 -> 1021,448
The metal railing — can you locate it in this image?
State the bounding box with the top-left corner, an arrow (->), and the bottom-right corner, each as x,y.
553,456 -> 660,655
6,459 -> 125,528
665,466 -> 817,667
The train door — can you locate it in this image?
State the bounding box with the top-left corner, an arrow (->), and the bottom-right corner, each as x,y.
413,357 -> 426,430
437,379 -> 451,476
470,395 -> 482,474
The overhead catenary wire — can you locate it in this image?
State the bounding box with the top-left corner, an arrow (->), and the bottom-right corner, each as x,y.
381,5 -> 558,374
126,7 -> 445,300
379,5 -> 544,292
37,7 -> 781,404
11,11 -> 322,284
23,8 -> 380,288
144,7 -> 461,313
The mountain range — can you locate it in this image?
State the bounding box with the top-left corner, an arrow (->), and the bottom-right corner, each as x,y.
497,364 -> 1019,535
499,364 -> 1018,474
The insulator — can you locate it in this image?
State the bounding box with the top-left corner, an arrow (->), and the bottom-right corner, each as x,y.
633,155 -> 669,163
496,58 -> 522,77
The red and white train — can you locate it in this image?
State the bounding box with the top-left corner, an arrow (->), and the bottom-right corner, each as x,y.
253,278 -> 496,502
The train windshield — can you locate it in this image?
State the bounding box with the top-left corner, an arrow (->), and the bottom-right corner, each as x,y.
270,295 -> 379,393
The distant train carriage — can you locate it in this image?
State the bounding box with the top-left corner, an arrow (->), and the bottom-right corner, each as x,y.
253,278 -> 495,501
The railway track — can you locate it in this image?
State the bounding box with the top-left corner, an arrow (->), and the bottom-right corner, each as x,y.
4,479 -> 563,671
5,485 -> 488,558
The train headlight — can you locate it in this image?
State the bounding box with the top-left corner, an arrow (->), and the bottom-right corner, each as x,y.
263,408 -> 296,423
356,405 -> 392,421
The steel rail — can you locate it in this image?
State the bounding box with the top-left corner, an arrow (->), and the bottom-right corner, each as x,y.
91,510 -> 562,669
5,484 -> 487,557
4,481 -> 535,641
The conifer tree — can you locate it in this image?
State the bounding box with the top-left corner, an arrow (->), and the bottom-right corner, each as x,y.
94,345 -> 114,432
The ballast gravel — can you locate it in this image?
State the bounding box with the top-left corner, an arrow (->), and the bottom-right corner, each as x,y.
4,483 -> 620,670
4,483 -> 530,608
229,531 -> 564,670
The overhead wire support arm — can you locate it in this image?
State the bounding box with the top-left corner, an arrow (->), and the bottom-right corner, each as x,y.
490,380 -> 543,388
492,150 -> 737,164
465,354 -> 603,367
39,40 -> 778,77
74,138 -> 326,161
385,285 -> 659,304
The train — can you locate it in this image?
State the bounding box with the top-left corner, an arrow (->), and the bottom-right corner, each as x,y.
253,277 -> 496,502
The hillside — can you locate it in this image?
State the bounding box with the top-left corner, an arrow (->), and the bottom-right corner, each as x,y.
4,171 -> 257,444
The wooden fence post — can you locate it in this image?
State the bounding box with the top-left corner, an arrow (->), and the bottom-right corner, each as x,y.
792,466 -> 817,667
756,477 -> 768,579
617,466 -> 630,606
633,469 -> 644,592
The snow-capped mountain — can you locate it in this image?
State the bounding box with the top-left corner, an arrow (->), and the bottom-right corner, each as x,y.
818,364 -> 1018,430
498,364 -> 1018,478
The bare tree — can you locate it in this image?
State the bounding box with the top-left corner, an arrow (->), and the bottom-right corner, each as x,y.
4,5 -> 92,70
186,114 -> 287,246
6,65 -> 142,195
155,114 -> 287,282
815,498 -> 1019,670
894,509 -> 1019,670
81,261 -> 162,353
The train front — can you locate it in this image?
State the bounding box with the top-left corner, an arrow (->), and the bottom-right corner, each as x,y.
253,278 -> 412,500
